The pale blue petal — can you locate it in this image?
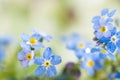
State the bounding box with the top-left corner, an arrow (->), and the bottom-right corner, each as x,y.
116,40 -> 120,48
47,66 -> 57,77
87,68 -> 94,76
43,34 -> 52,42
34,57 -> 44,65
104,31 -> 111,37
116,32 -> 120,38
32,42 -> 44,49
95,32 -> 103,39
101,8 -> 109,16
92,16 -> 100,23
21,60 -> 29,68
108,9 -> 116,17
31,33 -> 42,41
17,51 -> 26,61
43,47 -> 52,60
51,55 -> 62,65
21,33 -> 30,42
20,42 -> 30,50
35,66 -> 46,76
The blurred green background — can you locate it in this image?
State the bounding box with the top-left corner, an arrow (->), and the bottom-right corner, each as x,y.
0,0 -> 120,80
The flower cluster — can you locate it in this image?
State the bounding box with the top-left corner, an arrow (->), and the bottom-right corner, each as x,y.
63,9 -> 120,76
63,34 -> 103,76
18,31 -> 62,77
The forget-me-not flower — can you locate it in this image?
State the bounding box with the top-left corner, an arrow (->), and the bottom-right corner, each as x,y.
34,47 -> 61,77
81,53 -> 103,76
106,31 -> 120,53
18,49 -> 34,68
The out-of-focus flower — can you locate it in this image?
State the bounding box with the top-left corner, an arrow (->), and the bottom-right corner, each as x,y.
0,36 -> 13,49
34,47 -> 61,77
17,49 -> 34,68
81,53 -> 103,76
92,47 -> 116,61
108,72 -> 120,79
92,9 -> 116,43
106,31 -> 120,53
92,8 -> 116,25
63,33 -> 92,59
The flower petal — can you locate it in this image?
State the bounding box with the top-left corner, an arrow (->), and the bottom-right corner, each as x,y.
21,60 -> 29,68
32,42 -> 44,49
87,68 -> 94,76
106,42 -> 116,53
20,42 -> 30,50
17,51 -> 26,61
21,33 -> 30,42
51,55 -> 62,65
43,47 -> 52,59
31,33 -> 42,41
35,66 -> 46,76
34,57 -> 44,65
101,8 -> 109,16
116,40 -> 120,48
47,66 -> 57,77
104,31 -> 111,38
108,9 -> 116,17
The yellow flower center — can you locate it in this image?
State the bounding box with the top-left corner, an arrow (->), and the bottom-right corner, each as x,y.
44,61 -> 51,67
100,26 -> 107,33
101,49 -> 107,53
30,38 -> 37,45
26,53 -> 33,60
87,61 -> 94,67
78,43 -> 85,48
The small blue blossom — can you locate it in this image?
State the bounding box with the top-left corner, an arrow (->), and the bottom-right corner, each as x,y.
108,72 -> 120,79
92,8 -> 116,25
63,34 -> 92,59
34,47 -> 62,77
20,32 -> 52,50
92,9 -> 116,43
106,31 -> 120,53
18,49 -> 34,68
92,47 -> 116,61
81,53 -> 103,76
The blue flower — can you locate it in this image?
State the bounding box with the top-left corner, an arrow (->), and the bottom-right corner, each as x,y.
92,47 -> 116,61
0,36 -> 13,48
34,47 -> 61,77
94,25 -> 116,43
21,32 -> 52,50
92,8 -> 116,25
108,72 -> 120,79
92,9 -> 116,43
81,53 -> 103,76
21,33 -> 44,50
17,49 -> 34,68
63,34 -> 92,59
106,31 -> 120,53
